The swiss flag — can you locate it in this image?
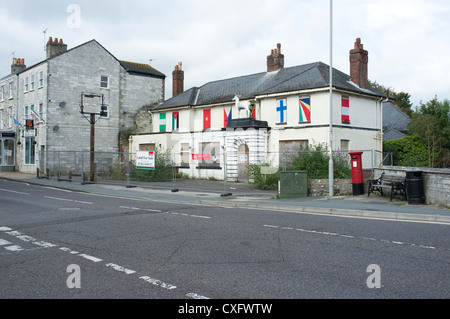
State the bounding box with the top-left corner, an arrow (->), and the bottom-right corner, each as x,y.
203,109 -> 211,129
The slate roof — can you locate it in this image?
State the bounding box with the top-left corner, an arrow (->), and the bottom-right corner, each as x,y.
153,62 -> 386,111
119,60 -> 166,78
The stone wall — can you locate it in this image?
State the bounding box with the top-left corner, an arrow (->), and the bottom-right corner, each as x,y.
308,179 -> 353,197
373,166 -> 450,207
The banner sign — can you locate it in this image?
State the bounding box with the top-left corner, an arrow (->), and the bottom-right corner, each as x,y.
192,154 -> 211,161
136,151 -> 155,170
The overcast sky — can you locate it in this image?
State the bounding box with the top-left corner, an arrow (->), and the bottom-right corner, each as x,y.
1,0 -> 449,107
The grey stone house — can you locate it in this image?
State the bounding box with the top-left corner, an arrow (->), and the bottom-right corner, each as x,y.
2,37 -> 165,174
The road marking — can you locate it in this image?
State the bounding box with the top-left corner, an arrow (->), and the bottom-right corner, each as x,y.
139,276 -> 177,290
264,224 -> 440,250
45,196 -> 93,205
0,239 -> 12,246
4,245 -> 23,252
0,188 -> 30,195
190,215 -> 212,219
79,254 -> 103,263
106,263 -> 136,275
186,292 -> 210,299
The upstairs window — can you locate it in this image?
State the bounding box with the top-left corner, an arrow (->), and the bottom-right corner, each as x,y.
100,76 -> 109,89
38,71 -> 44,88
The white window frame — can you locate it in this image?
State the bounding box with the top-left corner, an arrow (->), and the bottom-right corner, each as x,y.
9,82 -> 13,99
30,74 -> 35,91
8,107 -> 13,128
0,86 -> 4,101
100,76 -> 109,89
0,109 -> 3,130
38,71 -> 44,88
24,77 -> 29,92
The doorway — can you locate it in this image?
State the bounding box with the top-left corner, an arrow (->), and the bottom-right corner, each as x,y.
237,144 -> 249,182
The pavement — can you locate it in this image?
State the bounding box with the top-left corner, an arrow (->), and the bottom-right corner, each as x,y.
1,171 -> 450,224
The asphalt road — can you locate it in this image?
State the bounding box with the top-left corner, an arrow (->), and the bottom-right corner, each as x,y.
1,178 -> 449,300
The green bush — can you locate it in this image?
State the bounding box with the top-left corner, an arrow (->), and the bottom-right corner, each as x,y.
383,136 -> 428,167
247,164 -> 279,190
132,151 -> 173,182
290,144 -> 351,179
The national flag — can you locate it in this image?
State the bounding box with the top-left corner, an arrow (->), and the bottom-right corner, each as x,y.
249,103 -> 256,119
203,109 -> 211,129
299,97 -> 311,123
159,113 -> 166,131
341,97 -> 350,123
10,116 -> 21,126
172,112 -> 179,130
276,98 -> 287,124
223,106 -> 232,127
30,106 -> 43,122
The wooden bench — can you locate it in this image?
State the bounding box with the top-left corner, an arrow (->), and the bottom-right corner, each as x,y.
368,172 -> 406,201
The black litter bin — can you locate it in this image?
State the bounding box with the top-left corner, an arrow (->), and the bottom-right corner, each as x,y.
406,170 -> 425,204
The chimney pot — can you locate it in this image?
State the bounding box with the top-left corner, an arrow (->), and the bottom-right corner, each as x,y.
54,38 -> 58,43
172,61 -> 184,97
267,43 -> 284,72
49,37 -> 53,42
349,38 -> 369,89
60,38 -> 63,44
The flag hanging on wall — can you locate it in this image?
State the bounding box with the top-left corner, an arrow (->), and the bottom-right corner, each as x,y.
159,113 -> 166,131
276,98 -> 287,124
223,106 -> 232,127
172,112 -> 179,130
299,97 -> 311,123
203,109 -> 211,129
341,96 -> 350,123
249,103 -> 256,119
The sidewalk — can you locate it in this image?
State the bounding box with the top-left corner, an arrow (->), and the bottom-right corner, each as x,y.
1,171 -> 449,224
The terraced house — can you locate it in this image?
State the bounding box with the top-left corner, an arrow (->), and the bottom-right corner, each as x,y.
0,37 -> 165,173
130,39 -> 388,181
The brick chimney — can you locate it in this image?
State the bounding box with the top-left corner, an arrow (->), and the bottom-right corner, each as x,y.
349,38 -> 369,89
11,58 -> 26,73
267,43 -> 284,72
172,62 -> 184,98
46,37 -> 68,59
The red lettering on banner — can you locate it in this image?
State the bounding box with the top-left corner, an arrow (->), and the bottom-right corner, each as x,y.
192,154 -> 211,161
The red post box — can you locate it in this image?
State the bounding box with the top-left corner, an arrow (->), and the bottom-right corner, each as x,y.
348,151 -> 364,195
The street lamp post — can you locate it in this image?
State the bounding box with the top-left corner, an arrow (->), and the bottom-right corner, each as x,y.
329,0 -> 334,197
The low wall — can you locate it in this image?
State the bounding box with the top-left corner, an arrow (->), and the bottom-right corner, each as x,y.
373,166 -> 450,207
308,179 -> 353,197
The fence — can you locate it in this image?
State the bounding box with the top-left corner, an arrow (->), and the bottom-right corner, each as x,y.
36,149 -> 392,193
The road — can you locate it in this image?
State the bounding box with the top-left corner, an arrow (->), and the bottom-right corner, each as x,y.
1,178 -> 449,300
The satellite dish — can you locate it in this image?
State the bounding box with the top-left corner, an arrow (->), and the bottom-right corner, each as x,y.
59,102 -> 66,108
53,125 -> 59,132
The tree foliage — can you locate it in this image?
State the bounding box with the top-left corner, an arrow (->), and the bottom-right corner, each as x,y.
408,97 -> 450,167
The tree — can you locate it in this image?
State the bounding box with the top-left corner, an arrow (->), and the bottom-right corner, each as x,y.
408,97 -> 450,167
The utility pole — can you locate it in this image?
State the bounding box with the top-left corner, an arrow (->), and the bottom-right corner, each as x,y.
80,93 -> 107,183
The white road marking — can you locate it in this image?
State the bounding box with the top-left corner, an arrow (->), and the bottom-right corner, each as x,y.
106,263 -> 136,275
139,276 -> 177,290
186,292 -> 210,299
0,188 -> 30,195
79,254 -> 103,263
4,245 -> 23,252
0,239 -> 12,246
45,196 -> 93,205
264,224 -> 440,250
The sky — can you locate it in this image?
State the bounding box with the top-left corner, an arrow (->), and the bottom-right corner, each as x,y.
1,0 -> 449,107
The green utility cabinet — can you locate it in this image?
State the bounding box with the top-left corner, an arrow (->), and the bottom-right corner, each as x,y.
280,171 -> 308,199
